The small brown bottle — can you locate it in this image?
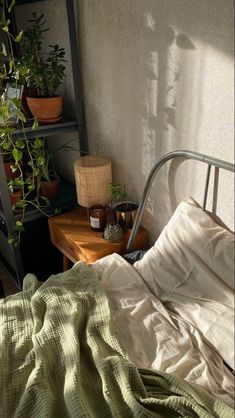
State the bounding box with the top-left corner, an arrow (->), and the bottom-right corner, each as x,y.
88,205 -> 106,232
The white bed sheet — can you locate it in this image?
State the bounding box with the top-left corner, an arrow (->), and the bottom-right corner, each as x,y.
91,253 -> 234,408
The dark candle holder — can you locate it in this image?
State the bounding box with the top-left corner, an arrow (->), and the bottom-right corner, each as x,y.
88,205 -> 106,232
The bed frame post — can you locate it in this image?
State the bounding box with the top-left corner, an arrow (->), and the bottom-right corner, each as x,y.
203,164 -> 212,211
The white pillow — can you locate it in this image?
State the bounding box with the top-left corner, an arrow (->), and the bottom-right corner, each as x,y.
134,197 -> 235,369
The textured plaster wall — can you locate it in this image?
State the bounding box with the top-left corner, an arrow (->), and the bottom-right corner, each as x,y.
78,0 -> 234,241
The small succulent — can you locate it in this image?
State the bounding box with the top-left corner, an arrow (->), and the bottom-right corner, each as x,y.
103,223 -> 123,242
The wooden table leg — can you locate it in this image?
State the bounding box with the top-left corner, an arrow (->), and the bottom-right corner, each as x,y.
63,254 -> 71,272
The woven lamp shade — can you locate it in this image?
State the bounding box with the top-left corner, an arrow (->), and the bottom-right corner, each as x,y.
74,156 -> 112,207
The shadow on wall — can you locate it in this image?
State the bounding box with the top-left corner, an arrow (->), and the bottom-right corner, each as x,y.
78,1 -> 233,239
143,21 -> 195,151
140,13 -> 196,234
168,158 -> 219,212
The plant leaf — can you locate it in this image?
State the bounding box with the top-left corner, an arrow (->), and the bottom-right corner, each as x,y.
8,236 -> 15,246
1,42 -> 7,56
8,0 -> 16,12
32,118 -> 39,130
41,196 -> 50,205
15,139 -> 25,149
14,30 -> 23,42
14,221 -> 25,232
13,148 -> 23,162
27,185 -> 35,192
15,200 -> 27,208
33,137 -> 43,149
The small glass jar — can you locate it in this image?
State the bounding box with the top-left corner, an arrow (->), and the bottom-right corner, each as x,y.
88,205 -> 106,232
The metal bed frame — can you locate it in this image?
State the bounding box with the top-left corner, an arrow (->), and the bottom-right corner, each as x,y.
127,150 -> 235,252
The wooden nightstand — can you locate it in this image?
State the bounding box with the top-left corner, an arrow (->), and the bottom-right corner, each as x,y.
48,206 -> 148,271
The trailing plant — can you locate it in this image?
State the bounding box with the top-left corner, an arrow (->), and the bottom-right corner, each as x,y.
0,0 -> 23,90
0,1 -> 48,246
20,12 -> 67,97
0,2 -> 75,246
30,136 -> 78,183
3,137 -> 51,246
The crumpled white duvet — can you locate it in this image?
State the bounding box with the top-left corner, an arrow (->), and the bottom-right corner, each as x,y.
91,253 -> 234,408
134,198 -> 235,373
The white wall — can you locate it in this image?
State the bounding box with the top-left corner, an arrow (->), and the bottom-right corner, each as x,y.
15,0 -> 234,241
77,0 -> 234,241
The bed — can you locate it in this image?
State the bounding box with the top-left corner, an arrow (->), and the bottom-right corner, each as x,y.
0,150 -> 234,417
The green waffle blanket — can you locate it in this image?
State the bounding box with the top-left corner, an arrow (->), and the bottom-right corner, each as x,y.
0,262 -> 233,417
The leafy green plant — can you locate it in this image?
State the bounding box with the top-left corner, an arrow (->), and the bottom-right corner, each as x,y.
107,183 -> 138,229
20,12 -> 67,97
108,183 -> 127,207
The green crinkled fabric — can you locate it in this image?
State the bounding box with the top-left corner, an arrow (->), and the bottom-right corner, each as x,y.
0,262 -> 233,417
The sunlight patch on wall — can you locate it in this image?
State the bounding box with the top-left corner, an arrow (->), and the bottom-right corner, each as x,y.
140,16 -> 198,221
138,17 -> 234,233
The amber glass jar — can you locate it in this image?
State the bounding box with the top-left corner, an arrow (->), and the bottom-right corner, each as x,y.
88,205 -> 106,232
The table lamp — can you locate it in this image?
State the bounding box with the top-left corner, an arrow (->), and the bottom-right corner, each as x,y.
74,156 -> 112,231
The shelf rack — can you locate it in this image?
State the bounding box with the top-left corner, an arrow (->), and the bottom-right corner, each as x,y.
0,0 -> 87,288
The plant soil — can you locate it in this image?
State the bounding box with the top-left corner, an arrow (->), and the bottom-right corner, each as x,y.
114,202 -> 138,212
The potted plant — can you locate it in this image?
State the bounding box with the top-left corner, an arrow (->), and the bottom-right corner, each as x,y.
108,183 -> 139,229
20,12 -> 67,123
0,132 -> 20,179
8,177 -> 24,207
27,138 -> 60,199
34,138 -> 60,199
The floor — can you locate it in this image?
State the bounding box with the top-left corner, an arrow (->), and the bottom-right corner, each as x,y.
0,263 -> 20,298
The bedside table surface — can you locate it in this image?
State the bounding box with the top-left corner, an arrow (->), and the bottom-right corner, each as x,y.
49,206 -> 148,264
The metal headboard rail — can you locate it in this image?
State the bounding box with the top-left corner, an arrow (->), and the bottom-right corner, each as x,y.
126,149 -> 235,252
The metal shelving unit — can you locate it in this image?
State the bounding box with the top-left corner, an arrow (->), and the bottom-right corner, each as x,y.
12,116 -> 79,139
0,0 -> 87,288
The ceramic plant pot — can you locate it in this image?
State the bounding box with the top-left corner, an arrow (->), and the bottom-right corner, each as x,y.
10,190 -> 23,207
40,177 -> 60,200
26,96 -> 62,123
21,88 -> 37,118
4,161 -> 20,180
113,201 -> 139,229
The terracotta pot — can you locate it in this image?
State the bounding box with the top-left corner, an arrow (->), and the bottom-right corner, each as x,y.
4,161 -> 20,180
26,96 -> 62,123
10,190 -> 23,206
40,177 -> 60,200
21,88 -> 36,118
